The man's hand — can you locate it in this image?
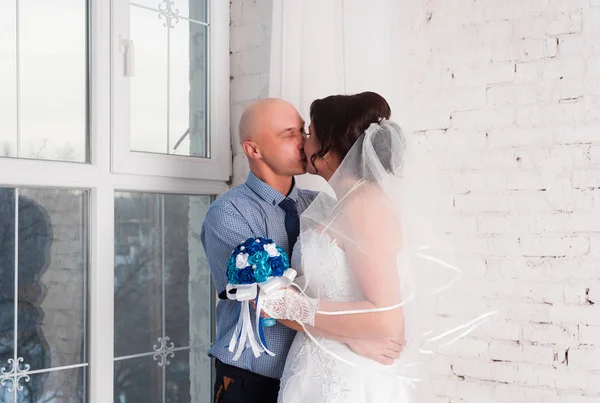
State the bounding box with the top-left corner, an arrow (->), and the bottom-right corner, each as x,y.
345,336 -> 404,366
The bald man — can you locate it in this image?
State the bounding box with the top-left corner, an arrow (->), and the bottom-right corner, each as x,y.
201,99 -> 400,403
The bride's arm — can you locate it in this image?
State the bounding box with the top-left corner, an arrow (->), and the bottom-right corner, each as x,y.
261,191 -> 406,339
278,320 -> 403,365
308,193 -> 405,339
279,319 -> 354,342
249,303 -> 403,364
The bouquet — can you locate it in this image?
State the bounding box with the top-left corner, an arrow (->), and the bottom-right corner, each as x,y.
225,237 -> 297,360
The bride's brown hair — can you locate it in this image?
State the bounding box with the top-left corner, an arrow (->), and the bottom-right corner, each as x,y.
309,91 -> 391,172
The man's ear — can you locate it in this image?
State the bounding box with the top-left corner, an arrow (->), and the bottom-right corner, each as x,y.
242,140 -> 262,160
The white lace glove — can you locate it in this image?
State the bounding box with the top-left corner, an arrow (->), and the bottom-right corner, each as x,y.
261,288 -> 319,326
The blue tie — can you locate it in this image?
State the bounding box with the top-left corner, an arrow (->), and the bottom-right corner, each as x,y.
279,198 -> 300,252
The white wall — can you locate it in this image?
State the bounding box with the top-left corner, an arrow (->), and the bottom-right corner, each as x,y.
230,0 -> 600,400
229,0 -> 331,193
229,0 -> 273,186
403,1 -> 600,401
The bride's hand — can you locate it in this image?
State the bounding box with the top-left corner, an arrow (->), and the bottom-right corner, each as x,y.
345,335 -> 405,366
261,287 -> 319,326
249,300 -> 272,318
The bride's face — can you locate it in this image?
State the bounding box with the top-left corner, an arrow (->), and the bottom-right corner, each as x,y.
304,123 -> 337,178
304,123 -> 324,175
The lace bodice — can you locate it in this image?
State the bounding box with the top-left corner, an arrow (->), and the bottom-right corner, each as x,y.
281,232 -> 410,403
291,229 -> 363,302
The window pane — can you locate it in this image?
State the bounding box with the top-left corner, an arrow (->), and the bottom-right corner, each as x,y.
165,348 -> 213,403
165,349 -> 191,403
130,0 -> 208,22
0,191 -> 16,378
114,355 -> 162,403
165,348 -> 210,403
17,188 -> 87,372
129,0 -> 208,158
27,367 -> 86,403
129,6 -> 167,156
0,188 -> 88,401
114,192 -> 213,402
114,193 -> 163,357
164,195 -> 212,349
0,2 -> 17,158
0,378 -> 14,401
0,1 -> 89,162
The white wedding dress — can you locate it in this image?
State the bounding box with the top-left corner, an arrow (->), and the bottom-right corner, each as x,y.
277,229 -> 413,403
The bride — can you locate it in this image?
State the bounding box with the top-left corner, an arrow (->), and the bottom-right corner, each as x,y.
261,91 -> 411,402
262,92 -> 493,402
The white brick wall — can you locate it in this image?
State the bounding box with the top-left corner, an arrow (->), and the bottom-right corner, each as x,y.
229,0 -> 600,400
230,0 -> 273,186
406,0 -> 600,400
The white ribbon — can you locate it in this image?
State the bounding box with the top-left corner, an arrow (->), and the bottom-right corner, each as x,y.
228,284 -> 263,359
227,269 -> 298,360
255,294 -> 276,357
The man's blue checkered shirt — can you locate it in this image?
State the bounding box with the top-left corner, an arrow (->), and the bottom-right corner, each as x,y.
201,172 -> 318,379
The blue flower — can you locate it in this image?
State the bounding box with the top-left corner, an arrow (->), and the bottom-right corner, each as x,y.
248,250 -> 269,266
228,239 -> 286,285
234,238 -> 257,255
270,256 -> 286,277
227,256 -> 236,271
246,242 -> 263,255
243,238 -> 257,246
276,247 -> 290,268
253,262 -> 273,283
227,256 -> 239,284
258,237 -> 273,245
228,268 -> 239,284
237,267 -> 255,285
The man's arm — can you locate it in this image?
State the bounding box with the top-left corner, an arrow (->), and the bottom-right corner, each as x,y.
201,202 -> 256,294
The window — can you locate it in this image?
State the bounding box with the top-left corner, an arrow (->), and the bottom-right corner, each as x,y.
0,188 -> 87,402
0,1 -> 229,402
112,0 -> 230,180
0,1 -> 88,162
113,193 -> 214,403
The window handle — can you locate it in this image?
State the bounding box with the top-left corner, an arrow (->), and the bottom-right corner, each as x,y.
120,38 -> 135,77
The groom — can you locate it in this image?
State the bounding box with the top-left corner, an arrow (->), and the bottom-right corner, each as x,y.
201,98 -> 402,403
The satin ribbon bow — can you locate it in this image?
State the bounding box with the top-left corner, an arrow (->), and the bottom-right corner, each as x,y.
227,268 -> 297,360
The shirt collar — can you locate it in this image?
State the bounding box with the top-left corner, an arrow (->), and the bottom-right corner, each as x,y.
245,171 -> 299,206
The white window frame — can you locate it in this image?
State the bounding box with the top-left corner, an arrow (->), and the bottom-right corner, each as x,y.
111,0 -> 231,181
0,1 -> 230,402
